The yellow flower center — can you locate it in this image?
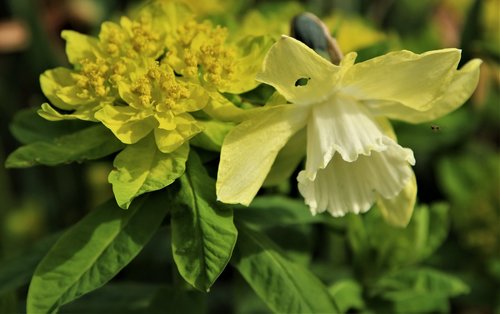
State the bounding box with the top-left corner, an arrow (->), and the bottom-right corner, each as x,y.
99,25 -> 126,57
110,60 -> 127,84
73,57 -> 110,98
99,17 -> 161,59
174,19 -> 236,89
131,63 -> 190,112
130,16 -> 161,56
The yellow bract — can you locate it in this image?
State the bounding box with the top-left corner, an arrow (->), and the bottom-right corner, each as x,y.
37,1 -> 273,155
96,60 -> 207,153
166,17 -> 270,94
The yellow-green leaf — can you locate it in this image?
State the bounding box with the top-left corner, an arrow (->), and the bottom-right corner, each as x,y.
109,134 -> 189,209
171,151 -> 237,291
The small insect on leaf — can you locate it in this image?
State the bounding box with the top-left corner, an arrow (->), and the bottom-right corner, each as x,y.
431,125 -> 440,132
295,77 -> 310,87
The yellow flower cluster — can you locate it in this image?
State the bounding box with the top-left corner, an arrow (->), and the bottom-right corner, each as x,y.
39,1 -> 269,153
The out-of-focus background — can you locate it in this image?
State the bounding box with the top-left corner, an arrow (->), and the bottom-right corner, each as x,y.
0,0 -> 498,313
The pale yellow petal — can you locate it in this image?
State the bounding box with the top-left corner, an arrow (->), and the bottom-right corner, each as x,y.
375,116 -> 397,141
155,111 -> 176,131
38,103 -> 96,121
61,30 -> 101,65
154,128 -> 185,153
40,68 -> 85,110
341,49 -> 462,111
365,59 -> 482,123
217,104 -> 309,205
171,83 -> 209,114
37,103 -> 69,121
377,171 -> 417,227
154,114 -> 202,153
203,92 -> 256,122
256,35 -> 343,105
298,139 -> 415,216
304,96 -> 388,180
95,105 -> 155,144
263,128 -> 306,187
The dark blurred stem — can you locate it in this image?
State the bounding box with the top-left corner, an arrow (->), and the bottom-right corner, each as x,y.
0,137 -> 15,259
368,0 -> 395,27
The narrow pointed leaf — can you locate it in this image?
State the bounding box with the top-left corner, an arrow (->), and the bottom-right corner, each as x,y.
27,192 -> 170,314
5,125 -> 124,168
171,152 -> 237,291
232,224 -> 339,313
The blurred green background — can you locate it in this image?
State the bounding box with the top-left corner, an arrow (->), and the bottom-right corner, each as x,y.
0,0 -> 498,313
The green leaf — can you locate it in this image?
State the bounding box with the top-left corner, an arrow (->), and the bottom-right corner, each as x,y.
348,203 -> 449,269
438,150 -> 499,207
9,108 -> 91,144
232,223 -> 339,313
328,279 -> 365,313
235,195 -> 327,228
438,150 -> 499,255
109,135 -> 189,209
190,120 -> 234,152
373,267 -> 470,313
27,192 -> 170,314
171,151 -> 237,292
0,233 -> 60,296
5,125 -> 124,168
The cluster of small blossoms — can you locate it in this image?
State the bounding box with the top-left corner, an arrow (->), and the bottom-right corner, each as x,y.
34,1 -> 272,208
39,1 -> 269,151
167,20 -> 237,91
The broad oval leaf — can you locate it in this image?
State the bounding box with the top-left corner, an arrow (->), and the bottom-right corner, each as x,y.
27,191 -> 170,314
232,224 -> 339,313
109,134 -> 189,209
5,125 -> 124,168
171,151 -> 237,292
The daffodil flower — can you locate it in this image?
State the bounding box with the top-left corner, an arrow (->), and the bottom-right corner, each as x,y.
217,35 -> 481,226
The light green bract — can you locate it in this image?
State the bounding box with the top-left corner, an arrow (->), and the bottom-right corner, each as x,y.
36,1 -> 271,208
217,35 -> 481,226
